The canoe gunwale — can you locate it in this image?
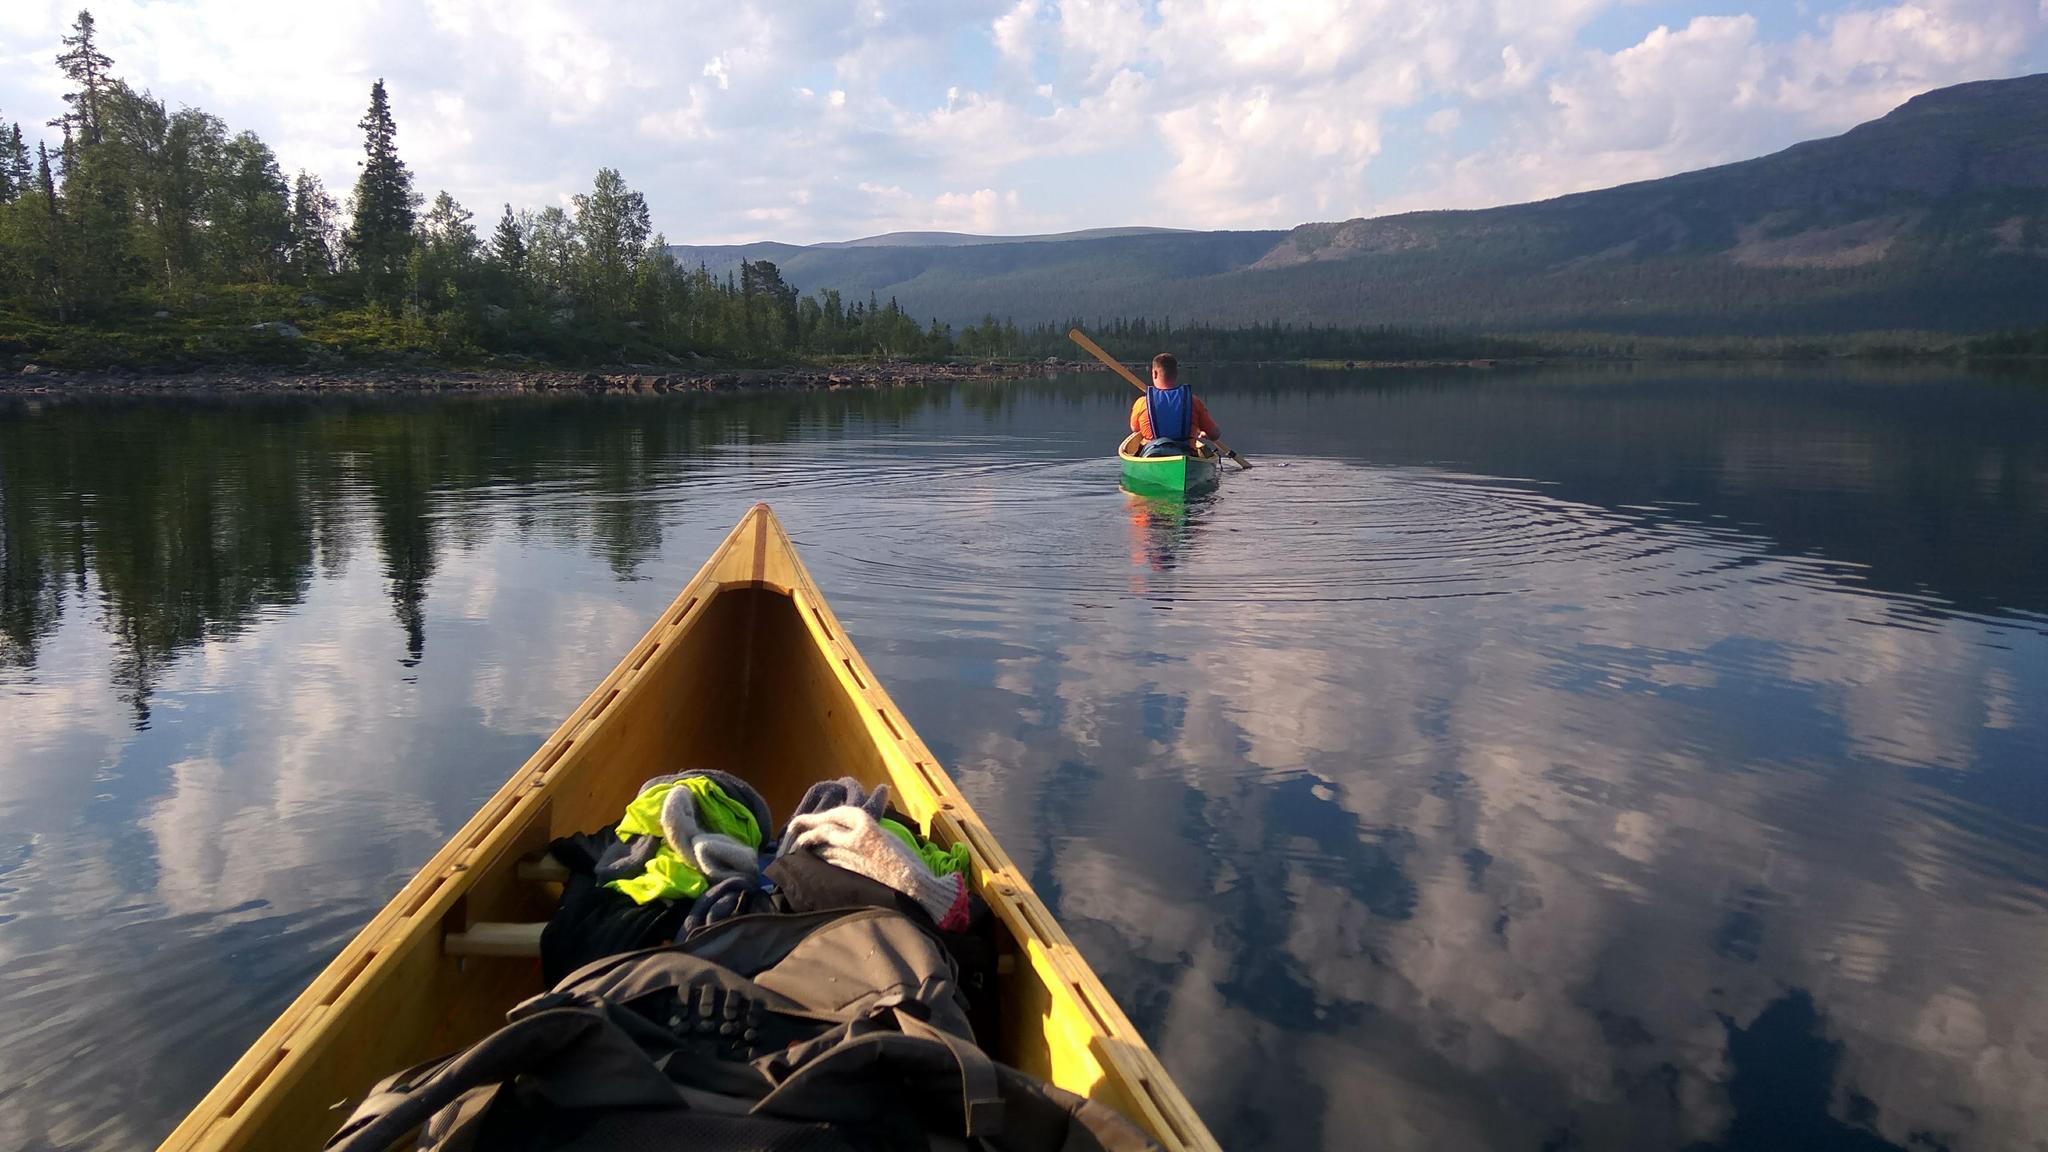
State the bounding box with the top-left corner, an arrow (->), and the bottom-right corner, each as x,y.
158,503 -> 1219,1152
1116,430 -> 1221,465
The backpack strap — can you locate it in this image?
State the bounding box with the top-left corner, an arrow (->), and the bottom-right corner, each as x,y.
751,998 -> 1003,1136
415,1085 -> 497,1152
891,1006 -> 1005,1135
324,1007 -> 683,1152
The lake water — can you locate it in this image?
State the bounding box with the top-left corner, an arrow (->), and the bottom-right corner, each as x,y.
2,366 -> 2046,1151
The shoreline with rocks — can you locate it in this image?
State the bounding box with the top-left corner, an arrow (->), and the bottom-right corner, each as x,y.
0,355 -> 1548,398
1,358 -> 1110,397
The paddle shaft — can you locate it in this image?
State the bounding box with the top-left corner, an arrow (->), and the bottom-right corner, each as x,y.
1069,327 -> 1149,392
1066,328 -> 1252,468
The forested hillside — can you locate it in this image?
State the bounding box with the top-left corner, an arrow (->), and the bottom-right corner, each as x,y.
675,75 -> 2048,336
667,230 -> 1289,328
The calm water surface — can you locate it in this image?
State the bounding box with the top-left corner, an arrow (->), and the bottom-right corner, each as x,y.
2,367 -> 2046,1151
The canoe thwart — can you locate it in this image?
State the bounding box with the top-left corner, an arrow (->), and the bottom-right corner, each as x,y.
443,921 -> 545,958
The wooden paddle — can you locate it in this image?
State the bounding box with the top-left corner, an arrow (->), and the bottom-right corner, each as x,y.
1068,328 -> 1252,469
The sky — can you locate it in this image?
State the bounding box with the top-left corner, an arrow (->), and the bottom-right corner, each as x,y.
1,0 -> 2046,245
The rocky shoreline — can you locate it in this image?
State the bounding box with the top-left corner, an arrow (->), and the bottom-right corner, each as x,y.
1,358 -> 1107,397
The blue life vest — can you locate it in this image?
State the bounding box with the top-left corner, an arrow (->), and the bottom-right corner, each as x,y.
1144,385 -> 1194,443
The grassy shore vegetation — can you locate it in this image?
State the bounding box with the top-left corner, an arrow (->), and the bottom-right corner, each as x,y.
976,322 -> 2048,365
1502,329 -> 2048,362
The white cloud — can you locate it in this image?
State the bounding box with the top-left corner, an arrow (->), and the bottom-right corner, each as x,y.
1053,0 -> 1151,81
1777,0 -> 2043,125
1153,75 -> 1399,226
994,0 -> 1041,60
935,186 -> 1024,231
900,65 -> 1151,177
852,181 -> 1035,233
1068,0 -> 1625,223
1395,0 -> 2046,213
702,54 -> 730,90
636,85 -> 711,142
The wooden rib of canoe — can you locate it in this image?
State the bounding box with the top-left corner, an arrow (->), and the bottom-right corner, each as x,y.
1118,432 -> 1221,497
159,503 -> 1219,1152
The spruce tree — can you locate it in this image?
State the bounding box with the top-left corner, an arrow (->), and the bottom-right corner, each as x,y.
489,203 -> 526,274
48,10 -> 132,314
35,143 -> 56,206
343,79 -> 416,305
0,121 -> 21,203
52,10 -> 114,143
34,142 -> 65,320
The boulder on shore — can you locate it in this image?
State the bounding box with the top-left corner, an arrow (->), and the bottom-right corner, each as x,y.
250,321 -> 304,339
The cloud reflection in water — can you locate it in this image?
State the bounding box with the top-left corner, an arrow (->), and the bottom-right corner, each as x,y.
0,371 -> 2044,1150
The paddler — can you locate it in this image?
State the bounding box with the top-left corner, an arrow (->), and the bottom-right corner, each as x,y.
1129,353 -> 1222,457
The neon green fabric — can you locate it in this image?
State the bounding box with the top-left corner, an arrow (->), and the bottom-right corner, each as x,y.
615,782 -> 676,841
683,776 -> 763,847
609,854 -> 709,903
880,817 -> 969,878
613,777 -> 761,848
605,777 -> 764,904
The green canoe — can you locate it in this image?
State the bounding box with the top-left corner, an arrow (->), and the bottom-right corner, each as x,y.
1119,432 -> 1221,496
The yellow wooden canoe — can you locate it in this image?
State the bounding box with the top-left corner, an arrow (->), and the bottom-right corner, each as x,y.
158,503 -> 1218,1152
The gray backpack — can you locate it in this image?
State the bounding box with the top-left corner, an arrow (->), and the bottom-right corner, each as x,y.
326,908 -> 1160,1152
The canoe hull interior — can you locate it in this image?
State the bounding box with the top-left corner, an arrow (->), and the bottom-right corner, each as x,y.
158,505 -> 1217,1152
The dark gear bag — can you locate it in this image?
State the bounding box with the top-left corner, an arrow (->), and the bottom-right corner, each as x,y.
325,907 -> 1159,1152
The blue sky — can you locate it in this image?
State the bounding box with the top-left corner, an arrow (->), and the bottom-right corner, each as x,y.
2,1 -> 2044,243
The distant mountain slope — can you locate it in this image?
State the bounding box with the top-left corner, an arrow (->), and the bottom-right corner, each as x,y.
671,73 -> 2048,335
813,226 -> 1191,248
668,230 -> 1290,319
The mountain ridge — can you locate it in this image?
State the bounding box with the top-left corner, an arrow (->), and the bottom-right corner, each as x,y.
670,73 -> 2048,335
811,226 -> 1192,248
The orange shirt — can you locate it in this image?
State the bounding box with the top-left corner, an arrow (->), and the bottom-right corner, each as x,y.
1130,390 -> 1220,440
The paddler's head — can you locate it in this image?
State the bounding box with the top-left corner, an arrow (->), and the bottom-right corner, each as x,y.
1150,352 -> 1178,389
